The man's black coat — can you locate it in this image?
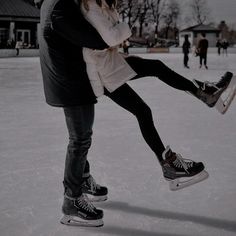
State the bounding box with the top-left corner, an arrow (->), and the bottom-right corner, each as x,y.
39,0 -> 108,106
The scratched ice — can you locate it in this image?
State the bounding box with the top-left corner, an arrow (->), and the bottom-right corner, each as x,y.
0,53 -> 235,236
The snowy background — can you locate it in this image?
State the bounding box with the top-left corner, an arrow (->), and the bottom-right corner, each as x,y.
0,53 -> 235,236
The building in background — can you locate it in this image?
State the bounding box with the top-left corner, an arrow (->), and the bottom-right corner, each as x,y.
179,24 -> 221,47
0,0 -> 40,49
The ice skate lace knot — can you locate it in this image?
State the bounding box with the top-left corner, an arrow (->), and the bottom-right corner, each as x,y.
88,175 -> 101,194
202,81 -> 219,91
75,194 -> 96,213
173,154 -> 194,174
193,79 -> 219,91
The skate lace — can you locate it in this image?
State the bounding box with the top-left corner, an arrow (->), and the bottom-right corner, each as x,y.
193,79 -> 219,91
88,175 -> 101,194
173,154 -> 194,174
75,194 -> 96,213
202,81 -> 219,91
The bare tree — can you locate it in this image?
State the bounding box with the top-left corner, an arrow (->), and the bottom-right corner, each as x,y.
137,0 -> 150,37
189,0 -> 210,25
148,0 -> 165,39
162,0 -> 180,38
117,0 -> 141,28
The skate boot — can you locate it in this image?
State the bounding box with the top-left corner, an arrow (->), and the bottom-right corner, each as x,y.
161,146 -> 209,191
60,194 -> 104,227
192,71 -> 235,114
82,175 -> 108,202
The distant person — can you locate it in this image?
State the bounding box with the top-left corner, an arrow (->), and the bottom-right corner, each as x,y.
122,40 -> 130,54
197,33 -> 209,69
216,39 -> 222,56
222,39 -> 229,56
182,35 -> 191,68
15,38 -> 23,56
7,39 -> 14,49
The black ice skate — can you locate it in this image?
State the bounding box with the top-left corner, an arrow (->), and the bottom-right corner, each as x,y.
82,175 -> 108,202
161,146 -> 209,191
192,72 -> 235,114
60,194 -> 104,227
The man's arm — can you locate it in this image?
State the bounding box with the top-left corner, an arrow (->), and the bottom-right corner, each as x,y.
51,3 -> 108,50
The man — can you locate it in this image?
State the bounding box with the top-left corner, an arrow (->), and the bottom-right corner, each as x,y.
35,0 -> 108,227
182,35 -> 191,68
197,33 -> 209,69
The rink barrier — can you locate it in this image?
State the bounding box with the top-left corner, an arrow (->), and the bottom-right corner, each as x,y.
0,49 -> 39,58
1,47 -> 236,57
125,47 -> 236,54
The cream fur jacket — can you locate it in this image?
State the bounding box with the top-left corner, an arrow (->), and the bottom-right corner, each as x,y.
81,0 -> 137,97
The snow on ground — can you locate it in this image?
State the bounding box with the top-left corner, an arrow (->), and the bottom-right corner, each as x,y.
0,53 -> 235,236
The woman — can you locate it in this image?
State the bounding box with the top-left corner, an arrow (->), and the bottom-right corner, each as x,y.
80,0 -> 136,97
78,0 -> 236,192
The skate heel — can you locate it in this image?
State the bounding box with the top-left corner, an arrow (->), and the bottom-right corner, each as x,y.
165,170 -> 209,191
60,215 -> 72,225
215,75 -> 236,114
60,215 -> 104,227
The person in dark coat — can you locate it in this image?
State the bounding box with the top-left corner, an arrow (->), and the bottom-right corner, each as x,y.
216,39 -> 222,55
37,0 -> 108,227
222,39 -> 229,56
182,35 -> 191,68
197,33 -> 209,69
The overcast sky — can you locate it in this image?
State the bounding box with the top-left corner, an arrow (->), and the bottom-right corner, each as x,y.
181,0 -> 236,28
207,0 -> 236,25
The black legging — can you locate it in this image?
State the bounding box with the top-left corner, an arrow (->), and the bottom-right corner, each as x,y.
105,56 -> 197,162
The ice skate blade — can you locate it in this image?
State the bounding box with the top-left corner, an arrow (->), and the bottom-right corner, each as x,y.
215,75 -> 236,114
166,170 -> 209,191
86,194 -> 108,202
60,215 -> 104,227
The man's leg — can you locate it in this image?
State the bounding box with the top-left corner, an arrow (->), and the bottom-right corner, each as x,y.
184,53 -> 189,67
183,54 -> 187,67
61,105 -> 104,227
82,160 -> 108,202
63,105 -> 94,197
199,55 -> 203,68
204,54 -> 208,69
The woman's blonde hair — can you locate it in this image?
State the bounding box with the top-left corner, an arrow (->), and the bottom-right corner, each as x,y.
82,0 -> 117,11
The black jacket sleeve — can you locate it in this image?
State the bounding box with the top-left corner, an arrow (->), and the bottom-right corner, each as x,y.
51,2 -> 108,50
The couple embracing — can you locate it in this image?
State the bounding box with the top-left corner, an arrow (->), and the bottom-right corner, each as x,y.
36,0 -> 235,227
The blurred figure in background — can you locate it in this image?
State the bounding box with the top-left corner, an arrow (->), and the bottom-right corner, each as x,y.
197,33 -> 208,69
15,38 -> 23,56
222,39 -> 229,56
182,35 -> 191,69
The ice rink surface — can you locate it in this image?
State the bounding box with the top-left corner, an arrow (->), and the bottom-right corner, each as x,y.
0,53 -> 235,236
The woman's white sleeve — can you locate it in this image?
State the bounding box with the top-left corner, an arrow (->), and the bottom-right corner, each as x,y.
83,5 -> 131,47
